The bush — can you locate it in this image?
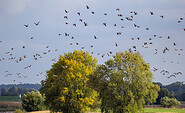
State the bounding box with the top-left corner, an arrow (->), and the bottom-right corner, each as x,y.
160,96 -> 181,108
14,109 -> 26,113
22,91 -> 46,112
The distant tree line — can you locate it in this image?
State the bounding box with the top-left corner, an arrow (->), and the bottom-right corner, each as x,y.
0,83 -> 41,94
154,82 -> 185,102
1,87 -> 37,96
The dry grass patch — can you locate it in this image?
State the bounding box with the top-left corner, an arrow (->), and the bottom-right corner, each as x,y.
28,111 -> 51,113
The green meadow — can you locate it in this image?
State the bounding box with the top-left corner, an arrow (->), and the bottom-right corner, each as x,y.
87,108 -> 185,113
0,96 -> 21,102
144,108 -> 185,113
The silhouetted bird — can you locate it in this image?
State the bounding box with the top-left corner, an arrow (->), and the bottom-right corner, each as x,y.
116,8 -> 120,11
64,16 -> 68,19
86,5 -> 90,9
150,11 -> 154,15
34,22 -> 40,26
24,24 -> 28,27
94,36 -> 97,39
168,75 -> 176,78
115,43 -> 118,46
117,32 -> 122,35
84,22 -> 88,26
65,10 -> 69,13
77,12 -> 80,15
79,19 -> 83,22
134,11 -> 137,15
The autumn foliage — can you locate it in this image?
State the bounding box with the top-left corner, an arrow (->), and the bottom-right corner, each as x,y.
40,50 -> 160,113
40,50 -> 98,113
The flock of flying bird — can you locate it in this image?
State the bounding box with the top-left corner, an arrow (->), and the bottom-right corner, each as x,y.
61,5 -> 184,78
0,5 -> 185,84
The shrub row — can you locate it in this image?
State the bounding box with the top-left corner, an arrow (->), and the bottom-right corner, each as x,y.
160,96 -> 181,108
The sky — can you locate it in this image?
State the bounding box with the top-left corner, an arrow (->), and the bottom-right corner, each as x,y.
0,0 -> 185,85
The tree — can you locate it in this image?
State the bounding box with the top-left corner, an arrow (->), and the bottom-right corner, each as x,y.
22,91 -> 45,112
154,82 -> 163,88
155,88 -> 173,104
175,92 -> 185,101
1,88 -> 8,96
89,51 -> 160,113
160,96 -> 181,108
8,87 -> 19,96
40,50 -> 98,113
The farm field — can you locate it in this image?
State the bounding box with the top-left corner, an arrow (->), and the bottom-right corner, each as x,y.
0,96 -> 21,102
0,102 -> 22,112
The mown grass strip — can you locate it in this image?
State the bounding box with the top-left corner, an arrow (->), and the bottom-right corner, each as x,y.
144,108 -> 185,113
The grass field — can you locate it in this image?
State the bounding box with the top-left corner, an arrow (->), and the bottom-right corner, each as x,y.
0,96 -> 21,102
144,108 -> 185,113
28,108 -> 185,113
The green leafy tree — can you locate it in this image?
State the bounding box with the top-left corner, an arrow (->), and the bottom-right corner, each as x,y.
1,88 -> 8,96
175,92 -> 185,101
155,88 -> 174,104
89,51 -> 160,113
40,50 -> 98,113
22,91 -> 45,112
160,96 -> 181,108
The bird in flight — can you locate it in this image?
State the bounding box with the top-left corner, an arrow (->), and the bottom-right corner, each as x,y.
168,74 -> 176,78
84,22 -> 88,26
34,22 -> 40,26
94,36 -> 97,39
103,23 -> 107,26
64,16 -> 68,19
24,24 -> 28,27
150,11 -> 154,15
86,5 -> 90,9
65,10 -> 69,13
77,12 -> 80,16
160,15 -> 164,18
115,43 -> 118,46
116,8 -> 120,11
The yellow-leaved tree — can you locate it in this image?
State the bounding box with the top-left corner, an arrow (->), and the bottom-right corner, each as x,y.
40,50 -> 98,113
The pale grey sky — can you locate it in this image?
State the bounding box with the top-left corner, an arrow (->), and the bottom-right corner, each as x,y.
0,0 -> 185,85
